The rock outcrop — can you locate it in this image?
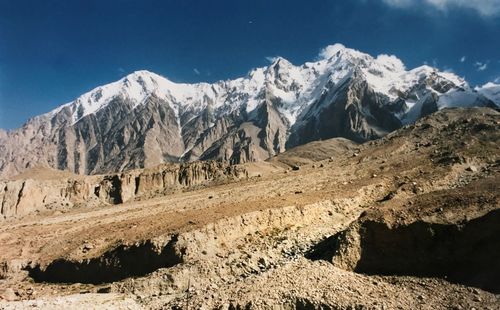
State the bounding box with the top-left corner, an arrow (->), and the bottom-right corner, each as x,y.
0,161 -> 247,219
325,184 -> 500,293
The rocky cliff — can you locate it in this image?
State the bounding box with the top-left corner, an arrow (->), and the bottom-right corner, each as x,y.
0,161 -> 247,220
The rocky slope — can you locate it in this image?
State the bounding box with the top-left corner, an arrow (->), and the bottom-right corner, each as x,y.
327,178 -> 500,294
0,107 -> 498,309
1,136 -> 357,220
0,45 -> 498,179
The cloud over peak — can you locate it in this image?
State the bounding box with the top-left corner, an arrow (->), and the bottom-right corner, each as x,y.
318,43 -> 346,59
376,54 -> 406,71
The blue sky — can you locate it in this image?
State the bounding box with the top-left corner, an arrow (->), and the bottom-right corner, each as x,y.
0,0 -> 499,129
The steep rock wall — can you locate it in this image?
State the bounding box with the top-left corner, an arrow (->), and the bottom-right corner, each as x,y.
0,161 -> 247,220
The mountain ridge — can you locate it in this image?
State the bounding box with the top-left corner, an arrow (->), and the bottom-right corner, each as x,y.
18,44 -> 497,131
0,44 -> 498,179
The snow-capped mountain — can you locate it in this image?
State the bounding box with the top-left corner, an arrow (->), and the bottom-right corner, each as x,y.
476,82 -> 500,104
0,44 -> 497,178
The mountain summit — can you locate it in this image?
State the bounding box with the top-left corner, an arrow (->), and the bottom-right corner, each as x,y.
0,44 -> 498,178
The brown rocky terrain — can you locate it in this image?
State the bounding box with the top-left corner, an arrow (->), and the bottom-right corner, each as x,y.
0,107 -> 498,309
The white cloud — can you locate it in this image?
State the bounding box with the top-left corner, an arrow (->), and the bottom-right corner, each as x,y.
495,77 -> 500,83
460,56 -> 466,63
475,61 -> 489,71
318,43 -> 346,59
193,68 -> 200,75
382,0 -> 413,7
381,0 -> 500,16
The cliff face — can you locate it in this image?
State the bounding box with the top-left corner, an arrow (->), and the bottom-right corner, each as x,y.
0,161 -> 247,220
0,95 -> 185,178
287,71 -> 402,146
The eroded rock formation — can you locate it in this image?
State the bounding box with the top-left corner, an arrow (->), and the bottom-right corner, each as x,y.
0,161 -> 247,219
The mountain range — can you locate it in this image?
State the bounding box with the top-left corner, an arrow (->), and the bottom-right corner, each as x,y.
0,43 -> 498,179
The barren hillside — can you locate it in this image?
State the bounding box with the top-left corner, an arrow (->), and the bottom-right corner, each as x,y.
0,107 -> 499,309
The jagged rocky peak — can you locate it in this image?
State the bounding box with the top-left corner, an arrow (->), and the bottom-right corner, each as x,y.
268,56 -> 292,70
0,43 -> 498,179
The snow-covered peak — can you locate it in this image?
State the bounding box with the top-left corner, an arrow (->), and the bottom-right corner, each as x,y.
361,60 -> 468,100
123,69 -> 157,79
476,82 -> 500,106
269,56 -> 292,67
56,70 -> 164,123
314,46 -> 467,100
119,70 -> 206,101
407,65 -> 435,76
48,70 -> 217,124
43,43 -> 492,129
324,45 -> 373,66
